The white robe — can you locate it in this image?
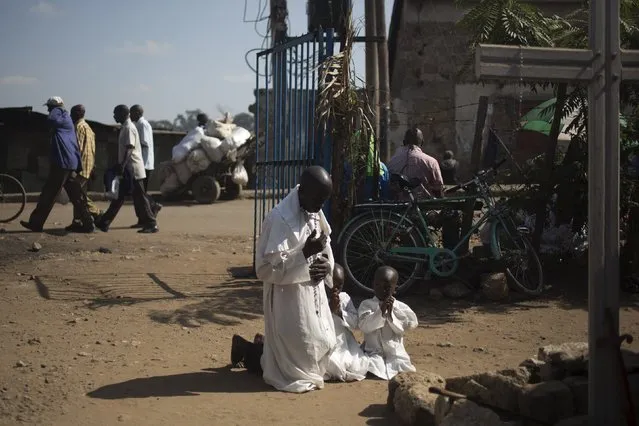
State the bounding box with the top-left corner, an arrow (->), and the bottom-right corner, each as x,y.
255,187 -> 337,393
358,297 -> 418,380
325,292 -> 369,382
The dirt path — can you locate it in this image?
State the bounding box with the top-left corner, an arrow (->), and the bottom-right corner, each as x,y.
0,200 -> 638,425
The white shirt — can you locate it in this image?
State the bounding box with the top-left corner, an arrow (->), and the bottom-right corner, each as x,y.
118,118 -> 146,180
135,116 -> 154,170
358,297 -> 418,380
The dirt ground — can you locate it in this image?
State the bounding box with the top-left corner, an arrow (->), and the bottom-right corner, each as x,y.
0,199 -> 638,426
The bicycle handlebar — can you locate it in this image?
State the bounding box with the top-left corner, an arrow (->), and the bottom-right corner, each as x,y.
444,158 -> 507,194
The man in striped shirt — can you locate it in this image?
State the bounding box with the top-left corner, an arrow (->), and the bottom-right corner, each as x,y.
66,105 -> 102,231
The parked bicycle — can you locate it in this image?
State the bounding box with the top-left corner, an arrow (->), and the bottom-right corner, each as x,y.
337,160 -> 543,296
0,173 -> 27,223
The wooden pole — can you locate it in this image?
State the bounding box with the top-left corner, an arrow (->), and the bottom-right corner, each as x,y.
459,96 -> 489,255
365,0 -> 379,142
589,0 -> 622,423
375,0 -> 390,163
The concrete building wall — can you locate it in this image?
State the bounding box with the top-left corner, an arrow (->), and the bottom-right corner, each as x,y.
389,0 -> 582,169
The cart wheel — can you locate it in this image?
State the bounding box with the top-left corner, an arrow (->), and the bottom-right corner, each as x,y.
223,176 -> 242,200
192,175 -> 220,204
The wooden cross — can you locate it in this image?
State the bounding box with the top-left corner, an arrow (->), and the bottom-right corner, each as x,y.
475,1 -> 638,423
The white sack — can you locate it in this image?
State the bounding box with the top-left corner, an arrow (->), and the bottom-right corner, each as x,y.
156,161 -> 174,185
105,177 -> 120,201
173,160 -> 193,185
231,163 -> 249,186
172,128 -> 204,162
230,126 -> 251,148
200,135 -> 227,163
186,148 -> 211,173
159,173 -> 180,194
208,120 -> 236,140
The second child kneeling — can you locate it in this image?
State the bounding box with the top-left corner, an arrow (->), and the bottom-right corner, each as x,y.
324,264 -> 369,382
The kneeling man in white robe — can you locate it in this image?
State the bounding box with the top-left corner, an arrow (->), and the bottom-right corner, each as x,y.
325,263 -> 369,382
255,166 -> 337,393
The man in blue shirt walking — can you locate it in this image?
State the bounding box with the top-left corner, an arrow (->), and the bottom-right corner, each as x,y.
20,97 -> 95,233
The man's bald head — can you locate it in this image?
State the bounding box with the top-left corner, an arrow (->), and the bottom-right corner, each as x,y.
130,104 -> 144,122
70,104 -> 85,123
298,166 -> 332,213
113,104 -> 130,124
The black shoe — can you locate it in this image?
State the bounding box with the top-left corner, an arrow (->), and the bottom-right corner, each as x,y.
65,223 -> 82,232
253,333 -> 264,345
231,334 -> 248,368
138,225 -> 159,234
129,223 -> 144,229
95,221 -> 109,233
77,224 -> 95,233
20,221 -> 43,233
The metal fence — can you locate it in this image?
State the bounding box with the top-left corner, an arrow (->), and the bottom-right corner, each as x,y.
252,30 -> 336,268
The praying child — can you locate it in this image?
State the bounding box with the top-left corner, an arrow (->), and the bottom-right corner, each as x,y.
324,263 -> 369,382
358,265 -> 418,380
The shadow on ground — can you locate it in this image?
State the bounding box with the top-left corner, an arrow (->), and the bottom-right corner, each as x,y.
347,257 -> 639,327
358,404 -> 397,426
148,280 -> 263,327
87,366 -> 270,399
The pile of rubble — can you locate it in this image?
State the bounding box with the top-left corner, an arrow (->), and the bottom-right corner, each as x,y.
388,342 -> 639,425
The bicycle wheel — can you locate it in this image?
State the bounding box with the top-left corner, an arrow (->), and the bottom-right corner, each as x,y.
341,212 -> 426,295
0,173 -> 27,223
490,220 -> 544,295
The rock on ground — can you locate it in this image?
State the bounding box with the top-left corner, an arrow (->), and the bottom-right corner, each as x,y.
442,281 -> 472,299
480,272 -> 509,301
538,342 -> 588,381
562,376 -> 588,416
445,368 -> 530,413
518,380 -> 574,424
519,358 -> 545,384
439,400 -> 522,426
388,372 -> 446,426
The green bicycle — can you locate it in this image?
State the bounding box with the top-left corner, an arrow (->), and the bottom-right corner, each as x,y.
337,160 -> 543,296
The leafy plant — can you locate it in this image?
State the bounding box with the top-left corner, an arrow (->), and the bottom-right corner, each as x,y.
316,10 -> 375,234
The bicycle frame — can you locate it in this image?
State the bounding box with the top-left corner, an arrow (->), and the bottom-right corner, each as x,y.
380,174 -> 519,265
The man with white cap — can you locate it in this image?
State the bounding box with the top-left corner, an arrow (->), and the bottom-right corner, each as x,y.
20,97 -> 94,232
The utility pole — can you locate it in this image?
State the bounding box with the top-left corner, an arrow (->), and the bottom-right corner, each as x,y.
375,0 -> 390,163
270,0 -> 288,47
270,0 -> 288,189
365,0 -> 379,143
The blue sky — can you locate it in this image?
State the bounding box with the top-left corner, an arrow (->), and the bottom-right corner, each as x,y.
0,0 -> 393,124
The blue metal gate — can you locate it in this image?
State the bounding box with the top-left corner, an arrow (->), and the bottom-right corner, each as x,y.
252,30 -> 336,267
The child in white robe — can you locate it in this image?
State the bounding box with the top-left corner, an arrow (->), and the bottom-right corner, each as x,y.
324,263 -> 369,382
358,265 -> 418,380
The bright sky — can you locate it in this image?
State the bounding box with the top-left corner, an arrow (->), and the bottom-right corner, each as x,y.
0,0 -> 393,124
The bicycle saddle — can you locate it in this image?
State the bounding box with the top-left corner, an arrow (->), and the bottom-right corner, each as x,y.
390,173 -> 422,190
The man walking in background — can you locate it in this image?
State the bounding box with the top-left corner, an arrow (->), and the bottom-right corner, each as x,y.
65,104 -> 102,231
130,104 -> 161,228
95,105 -> 158,234
20,97 -> 94,233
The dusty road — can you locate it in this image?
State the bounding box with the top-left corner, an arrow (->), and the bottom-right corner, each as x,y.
0,199 -> 638,426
